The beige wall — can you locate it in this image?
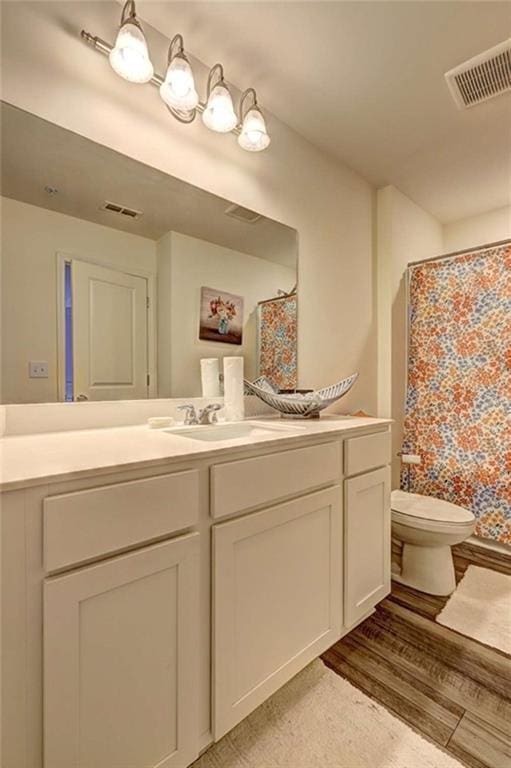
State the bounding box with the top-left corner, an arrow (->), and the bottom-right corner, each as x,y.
157,232 -> 295,397
376,186 -> 443,486
443,205 -> 511,253
0,1 -> 377,415
1,197 -> 156,403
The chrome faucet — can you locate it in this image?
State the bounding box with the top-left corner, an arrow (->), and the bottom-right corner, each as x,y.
177,403 -> 222,425
198,403 -> 222,424
177,404 -> 199,425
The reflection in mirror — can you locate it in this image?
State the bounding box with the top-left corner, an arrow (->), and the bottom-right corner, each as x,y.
0,102 -> 297,403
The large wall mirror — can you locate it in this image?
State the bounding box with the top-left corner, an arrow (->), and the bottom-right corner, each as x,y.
1,102 -> 297,403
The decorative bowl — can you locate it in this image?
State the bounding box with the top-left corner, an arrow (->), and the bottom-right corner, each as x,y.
244,373 -> 358,418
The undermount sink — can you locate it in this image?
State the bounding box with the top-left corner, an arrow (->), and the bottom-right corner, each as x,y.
166,420 -> 305,442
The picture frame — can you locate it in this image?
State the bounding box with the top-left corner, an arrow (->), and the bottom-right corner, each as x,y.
199,286 -> 244,345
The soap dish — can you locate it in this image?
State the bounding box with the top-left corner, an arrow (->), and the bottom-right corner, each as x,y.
148,417 -> 175,429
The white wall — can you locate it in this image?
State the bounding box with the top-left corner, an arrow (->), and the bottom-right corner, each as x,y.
0,1 -> 377,415
1,197 -> 156,403
376,186 -> 443,485
157,232 -> 295,397
443,205 -> 511,253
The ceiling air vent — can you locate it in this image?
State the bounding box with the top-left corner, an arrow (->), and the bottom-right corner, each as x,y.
224,203 -> 262,224
445,39 -> 511,109
101,201 -> 143,219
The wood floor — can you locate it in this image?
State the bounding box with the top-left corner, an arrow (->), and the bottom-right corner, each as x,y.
322,541 -> 511,768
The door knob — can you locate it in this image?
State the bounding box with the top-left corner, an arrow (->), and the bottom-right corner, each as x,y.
76,394 -> 89,401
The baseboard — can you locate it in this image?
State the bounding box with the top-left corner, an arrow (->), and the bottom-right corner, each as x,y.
466,535 -> 511,556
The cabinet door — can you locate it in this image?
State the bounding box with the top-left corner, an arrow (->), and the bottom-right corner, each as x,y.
44,534 -> 200,768
213,487 -> 342,739
344,467 -> 391,627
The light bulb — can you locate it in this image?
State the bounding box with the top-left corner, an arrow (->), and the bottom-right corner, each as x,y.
109,20 -> 154,83
159,54 -> 198,111
202,83 -> 238,133
238,107 -> 270,152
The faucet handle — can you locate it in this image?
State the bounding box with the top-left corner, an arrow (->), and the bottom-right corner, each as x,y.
199,403 -> 222,424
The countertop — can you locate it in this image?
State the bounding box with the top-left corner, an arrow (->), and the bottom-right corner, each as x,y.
0,415 -> 391,492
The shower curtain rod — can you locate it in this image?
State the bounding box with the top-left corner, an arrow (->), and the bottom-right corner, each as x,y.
407,237 -> 511,268
257,289 -> 297,306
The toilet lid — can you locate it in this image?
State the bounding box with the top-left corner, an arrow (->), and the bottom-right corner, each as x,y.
391,490 -> 474,524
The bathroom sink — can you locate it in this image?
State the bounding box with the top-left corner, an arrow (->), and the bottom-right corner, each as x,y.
166,420 -> 305,442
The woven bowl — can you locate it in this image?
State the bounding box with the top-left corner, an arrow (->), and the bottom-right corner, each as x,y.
244,373 -> 358,418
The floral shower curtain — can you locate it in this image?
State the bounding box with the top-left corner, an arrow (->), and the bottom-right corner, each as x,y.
257,295 -> 297,390
402,241 -> 511,544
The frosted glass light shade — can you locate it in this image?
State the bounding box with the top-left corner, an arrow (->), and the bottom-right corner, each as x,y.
238,107 -> 270,151
109,21 -> 154,83
202,83 -> 238,133
159,55 -> 199,111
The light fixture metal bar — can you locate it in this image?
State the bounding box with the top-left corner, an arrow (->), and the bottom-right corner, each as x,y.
80,30 -> 242,134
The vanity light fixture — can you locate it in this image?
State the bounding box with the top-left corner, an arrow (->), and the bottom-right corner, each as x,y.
81,0 -> 270,151
238,88 -> 270,152
108,0 -> 154,84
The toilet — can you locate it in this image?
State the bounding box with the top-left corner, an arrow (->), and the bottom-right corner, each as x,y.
391,490 -> 476,596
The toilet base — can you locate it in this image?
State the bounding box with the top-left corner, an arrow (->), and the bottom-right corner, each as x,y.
393,543 -> 456,596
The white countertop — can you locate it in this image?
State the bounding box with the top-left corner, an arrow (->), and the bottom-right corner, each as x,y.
0,415 -> 391,492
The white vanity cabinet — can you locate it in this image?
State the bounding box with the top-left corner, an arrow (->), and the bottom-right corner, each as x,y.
44,533 -> 200,768
0,419 -> 391,768
212,486 -> 342,738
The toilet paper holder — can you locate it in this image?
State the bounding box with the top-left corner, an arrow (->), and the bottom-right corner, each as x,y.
397,451 -> 422,492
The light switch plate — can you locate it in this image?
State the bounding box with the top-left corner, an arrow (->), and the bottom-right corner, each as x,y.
29,361 -> 49,378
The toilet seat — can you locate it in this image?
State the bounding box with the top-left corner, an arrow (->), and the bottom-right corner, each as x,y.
391,490 -> 474,533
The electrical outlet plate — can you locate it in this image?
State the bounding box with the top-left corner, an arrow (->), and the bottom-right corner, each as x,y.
29,361 -> 49,378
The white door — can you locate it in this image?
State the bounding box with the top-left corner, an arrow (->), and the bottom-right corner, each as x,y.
72,259 -> 148,400
213,487 -> 342,739
344,466 -> 391,628
44,534 -> 200,768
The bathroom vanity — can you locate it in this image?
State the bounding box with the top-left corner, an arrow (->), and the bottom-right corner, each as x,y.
1,92 -> 391,768
0,415 -> 391,768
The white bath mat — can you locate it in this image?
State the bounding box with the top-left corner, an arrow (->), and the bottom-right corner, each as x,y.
437,565 -> 511,655
193,660 -> 463,768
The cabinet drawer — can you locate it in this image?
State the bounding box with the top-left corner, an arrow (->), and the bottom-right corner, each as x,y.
211,441 -> 341,519
344,430 -> 390,477
44,470 -> 199,572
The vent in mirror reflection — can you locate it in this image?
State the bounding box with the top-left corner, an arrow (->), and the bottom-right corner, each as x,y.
224,203 -> 262,224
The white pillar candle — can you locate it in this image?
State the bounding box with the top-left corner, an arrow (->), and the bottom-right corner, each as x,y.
223,356 -> 245,421
200,358 -> 220,397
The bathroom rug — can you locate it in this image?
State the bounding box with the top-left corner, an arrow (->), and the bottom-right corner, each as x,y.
437,565 -> 511,655
193,659 -> 463,768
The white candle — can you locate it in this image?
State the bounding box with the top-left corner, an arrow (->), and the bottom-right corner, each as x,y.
223,356 -> 245,421
200,358 -> 220,397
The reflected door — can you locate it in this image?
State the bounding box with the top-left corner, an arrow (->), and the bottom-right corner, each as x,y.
72,260 -> 148,400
